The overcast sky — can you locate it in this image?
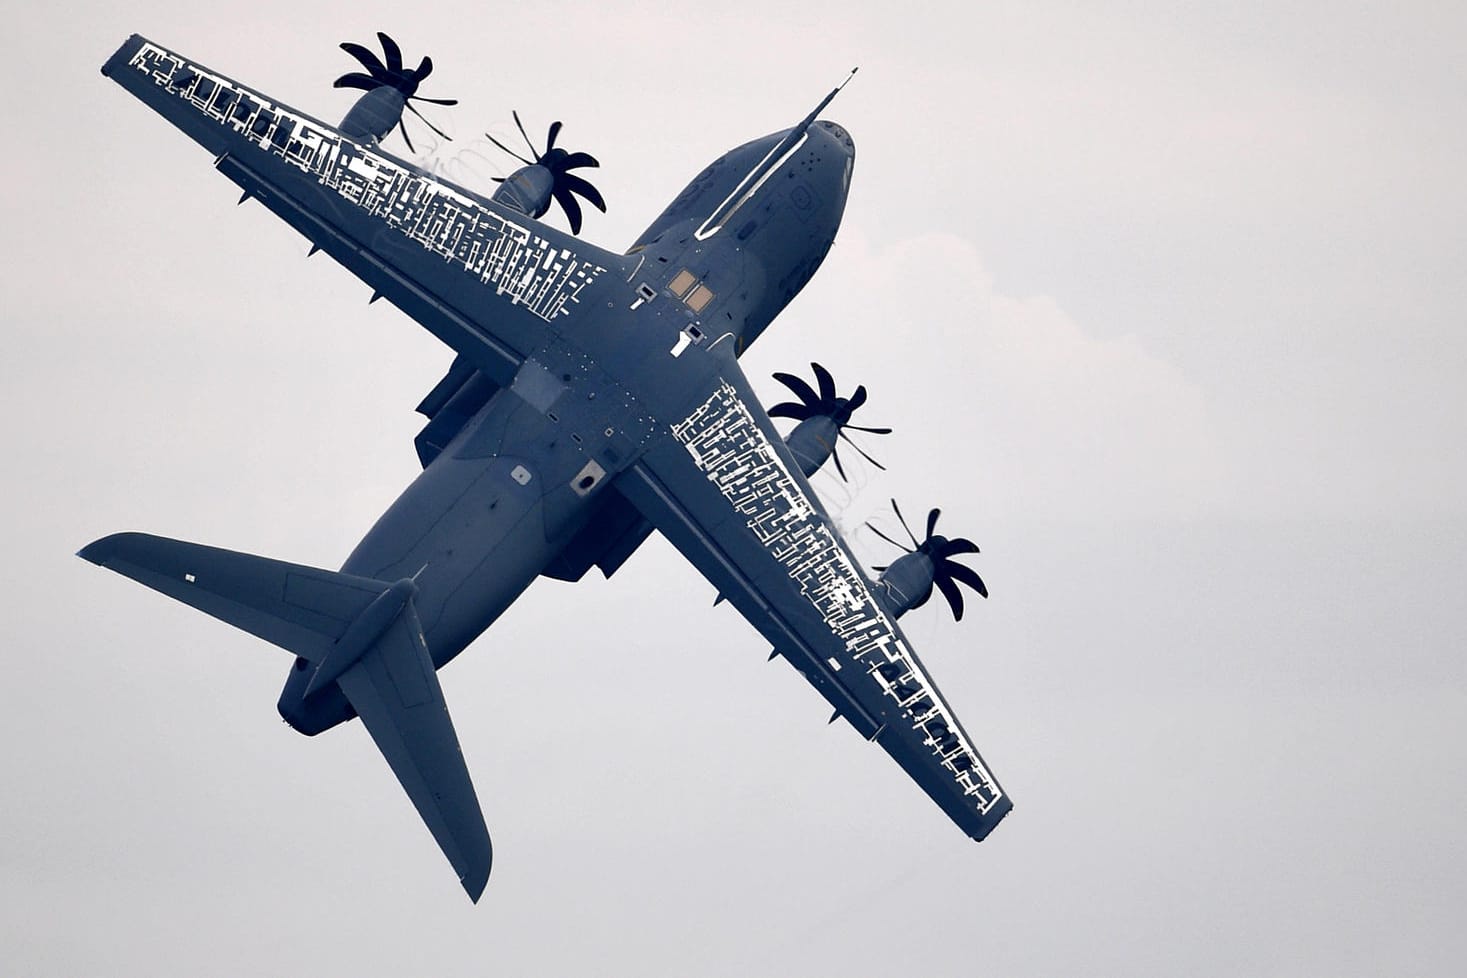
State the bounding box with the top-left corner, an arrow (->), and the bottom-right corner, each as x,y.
3,2 -> 1464,975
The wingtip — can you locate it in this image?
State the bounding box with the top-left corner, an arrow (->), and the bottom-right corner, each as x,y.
967,796 -> 1015,842
461,862 -> 490,903
77,531 -> 139,566
101,34 -> 145,80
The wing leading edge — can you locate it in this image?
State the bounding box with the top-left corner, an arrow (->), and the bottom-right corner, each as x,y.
613,359 -> 1012,841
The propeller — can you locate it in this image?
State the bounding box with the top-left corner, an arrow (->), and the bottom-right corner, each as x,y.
770,362 -> 892,480
486,112 -> 606,234
334,31 -> 458,152
869,500 -> 987,621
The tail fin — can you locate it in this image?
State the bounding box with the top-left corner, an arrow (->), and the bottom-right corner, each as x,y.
78,532 -> 493,901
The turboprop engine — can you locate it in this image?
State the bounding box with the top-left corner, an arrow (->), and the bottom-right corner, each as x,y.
334,32 -> 457,152
487,113 -> 606,235
770,362 -> 890,479
869,501 -> 989,621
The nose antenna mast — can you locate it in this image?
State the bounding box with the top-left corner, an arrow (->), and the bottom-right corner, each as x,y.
791,67 -> 859,141
693,68 -> 859,241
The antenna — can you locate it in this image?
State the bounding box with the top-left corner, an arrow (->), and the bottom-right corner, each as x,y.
794,66 -> 860,137
693,67 -> 862,240
757,67 -> 861,172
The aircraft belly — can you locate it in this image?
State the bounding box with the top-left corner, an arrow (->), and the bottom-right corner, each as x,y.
339,354 -> 653,668
341,453 -> 554,667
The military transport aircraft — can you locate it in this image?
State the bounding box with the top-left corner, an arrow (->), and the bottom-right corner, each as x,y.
81,33 -> 1011,901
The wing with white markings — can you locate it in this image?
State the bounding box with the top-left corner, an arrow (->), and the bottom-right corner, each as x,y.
101,35 -> 634,388
613,358 -> 1012,841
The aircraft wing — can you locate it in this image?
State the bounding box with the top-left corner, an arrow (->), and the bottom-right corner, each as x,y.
101,35 -> 635,388
613,357 -> 1012,841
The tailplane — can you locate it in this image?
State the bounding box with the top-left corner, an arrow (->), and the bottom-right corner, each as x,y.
78,532 -> 492,901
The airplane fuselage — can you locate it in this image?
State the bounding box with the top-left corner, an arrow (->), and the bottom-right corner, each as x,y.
278,120 -> 856,733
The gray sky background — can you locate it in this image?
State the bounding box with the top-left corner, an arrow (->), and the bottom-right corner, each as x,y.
3,1 -> 1464,974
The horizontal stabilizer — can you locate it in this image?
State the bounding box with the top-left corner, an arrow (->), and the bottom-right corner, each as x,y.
78,532 -> 385,660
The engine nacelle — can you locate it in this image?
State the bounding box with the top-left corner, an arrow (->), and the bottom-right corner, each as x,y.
492,164 -> 555,220
783,415 -> 840,477
876,551 -> 937,619
339,87 -> 406,143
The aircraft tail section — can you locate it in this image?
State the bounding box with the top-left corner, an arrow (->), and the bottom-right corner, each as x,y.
77,532 -> 493,901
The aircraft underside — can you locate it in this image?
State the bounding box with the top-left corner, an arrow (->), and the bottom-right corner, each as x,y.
81,33 -> 1010,902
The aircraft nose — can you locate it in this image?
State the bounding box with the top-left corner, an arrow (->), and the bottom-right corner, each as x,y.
816,119 -> 855,159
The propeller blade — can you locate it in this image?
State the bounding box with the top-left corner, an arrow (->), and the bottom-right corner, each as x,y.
943,560 -> 989,599
934,571 -> 965,621
557,151 -> 601,171
397,116 -> 415,154
937,537 -> 980,558
415,55 -> 433,80
553,185 -> 584,234
545,120 -> 563,153
405,101 -> 452,141
844,424 -> 893,435
340,42 -> 388,81
891,499 -> 921,549
484,131 -> 534,165
768,402 -> 815,421
830,442 -> 848,481
772,371 -> 820,408
811,362 -> 837,404
837,429 -> 887,471
865,521 -> 914,554
377,32 -> 404,75
410,95 -> 459,106
560,173 -> 607,212
926,507 -> 941,541
333,72 -> 382,92
513,110 -> 540,160
848,384 -> 868,411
